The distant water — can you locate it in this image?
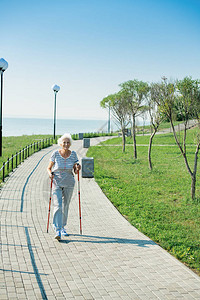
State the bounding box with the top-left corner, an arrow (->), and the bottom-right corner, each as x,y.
2,118 -> 115,137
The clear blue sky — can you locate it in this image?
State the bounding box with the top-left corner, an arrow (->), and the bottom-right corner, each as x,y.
1,0 -> 200,120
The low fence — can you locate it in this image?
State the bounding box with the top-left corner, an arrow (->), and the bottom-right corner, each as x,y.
0,138 -> 53,183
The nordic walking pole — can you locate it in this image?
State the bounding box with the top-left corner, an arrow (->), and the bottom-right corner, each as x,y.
47,172 -> 54,233
77,164 -> 82,235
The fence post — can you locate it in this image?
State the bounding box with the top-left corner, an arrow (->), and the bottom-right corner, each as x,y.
16,152 -> 18,168
2,162 -> 5,182
28,145 -> 29,157
19,150 -> 21,164
22,148 -> 24,161
11,154 -> 13,171
7,157 -> 9,172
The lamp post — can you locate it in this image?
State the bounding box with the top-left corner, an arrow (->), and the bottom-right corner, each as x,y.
52,84 -> 60,140
0,58 -> 8,157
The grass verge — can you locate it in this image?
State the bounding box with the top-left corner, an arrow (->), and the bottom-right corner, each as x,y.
87,130 -> 200,275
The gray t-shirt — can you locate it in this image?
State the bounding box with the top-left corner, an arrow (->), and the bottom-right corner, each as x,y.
50,150 -> 79,187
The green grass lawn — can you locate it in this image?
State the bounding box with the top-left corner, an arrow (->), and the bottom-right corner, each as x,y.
0,135 -> 52,159
87,128 -> 200,275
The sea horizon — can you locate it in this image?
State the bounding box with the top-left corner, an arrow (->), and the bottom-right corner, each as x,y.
2,117 -> 117,137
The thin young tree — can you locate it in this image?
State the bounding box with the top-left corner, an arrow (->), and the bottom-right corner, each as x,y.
148,82 -> 166,170
100,92 -> 130,152
156,77 -> 200,199
175,77 -> 200,199
119,80 -> 149,159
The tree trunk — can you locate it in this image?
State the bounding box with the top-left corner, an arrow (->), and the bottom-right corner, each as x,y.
148,129 -> 157,170
191,175 -> 196,200
122,128 -> 126,152
191,142 -> 200,199
132,115 -> 137,159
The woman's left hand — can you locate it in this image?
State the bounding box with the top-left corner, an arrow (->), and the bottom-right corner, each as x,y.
74,163 -> 81,174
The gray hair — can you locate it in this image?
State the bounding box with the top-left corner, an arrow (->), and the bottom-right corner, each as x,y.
58,133 -> 73,146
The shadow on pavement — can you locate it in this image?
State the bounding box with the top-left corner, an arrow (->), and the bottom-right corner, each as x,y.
59,233 -> 156,248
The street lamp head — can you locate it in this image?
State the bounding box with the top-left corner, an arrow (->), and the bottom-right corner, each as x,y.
0,58 -> 8,72
52,84 -> 60,93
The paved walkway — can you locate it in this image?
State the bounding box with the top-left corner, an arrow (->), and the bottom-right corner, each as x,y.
0,137 -> 200,300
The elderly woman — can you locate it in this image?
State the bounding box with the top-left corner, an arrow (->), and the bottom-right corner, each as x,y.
47,133 -> 81,240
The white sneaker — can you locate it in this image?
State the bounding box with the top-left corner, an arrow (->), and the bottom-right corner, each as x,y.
61,228 -> 69,236
55,230 -> 61,240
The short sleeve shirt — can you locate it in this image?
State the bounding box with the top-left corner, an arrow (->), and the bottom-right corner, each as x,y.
50,150 -> 79,172
50,150 -> 79,187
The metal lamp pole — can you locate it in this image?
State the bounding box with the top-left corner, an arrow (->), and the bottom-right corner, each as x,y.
52,84 -> 60,140
0,58 -> 8,157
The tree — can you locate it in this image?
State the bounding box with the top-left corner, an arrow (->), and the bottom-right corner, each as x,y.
156,77 -> 200,199
119,80 -> 149,159
100,92 -> 130,152
148,82 -> 166,170
175,77 -> 200,199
